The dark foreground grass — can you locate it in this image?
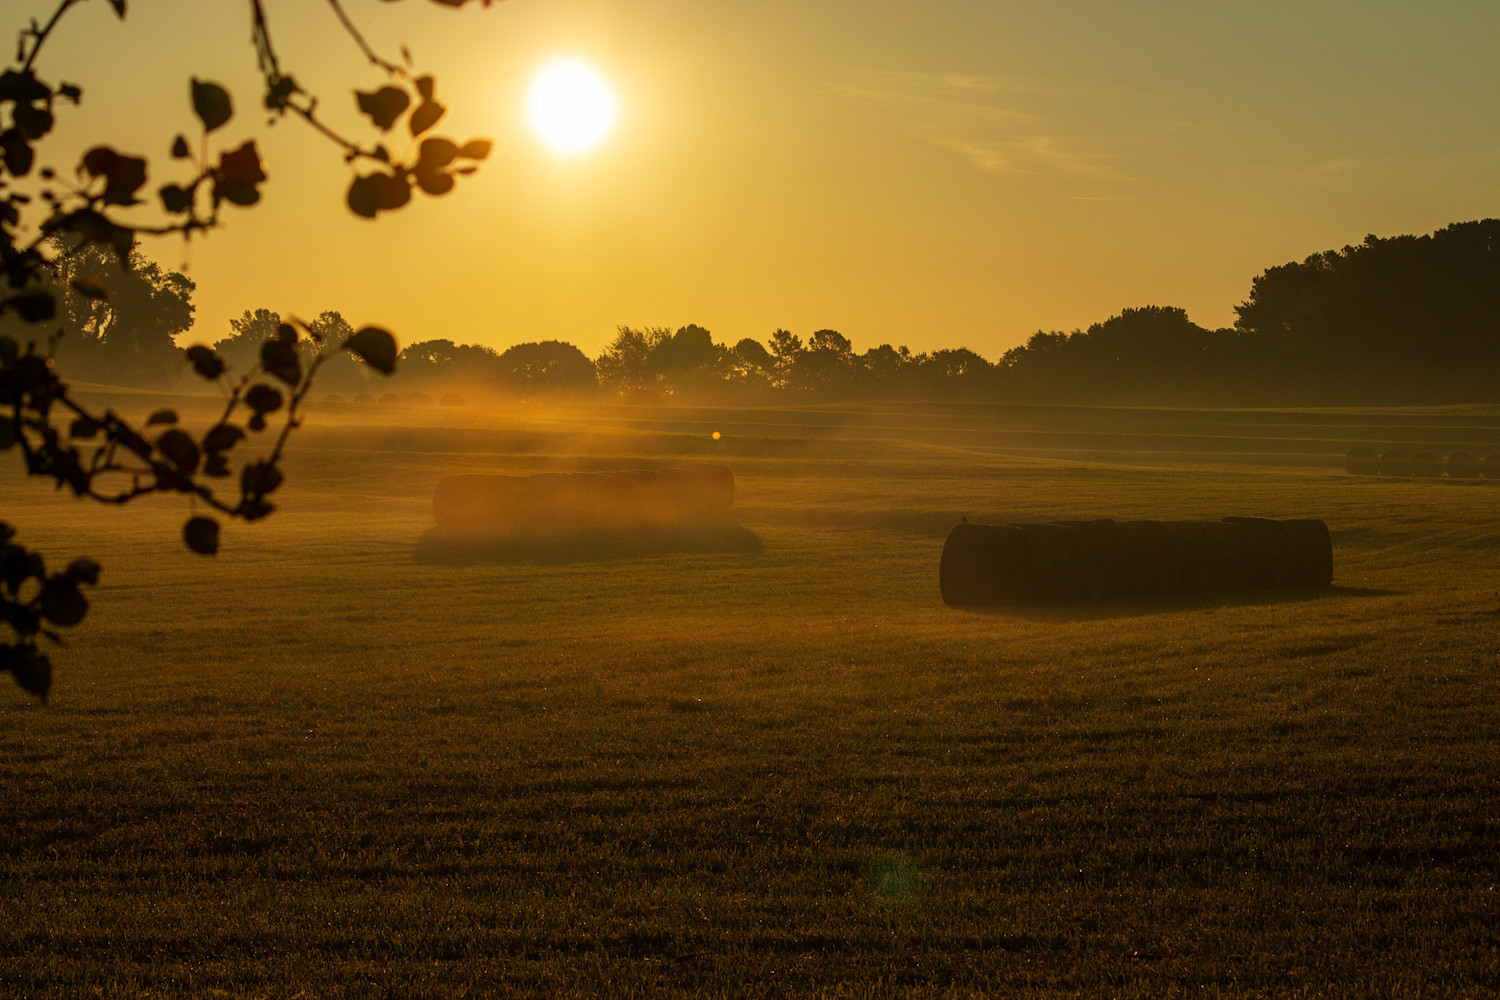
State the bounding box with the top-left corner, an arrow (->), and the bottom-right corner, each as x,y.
3,399 -> 1499,997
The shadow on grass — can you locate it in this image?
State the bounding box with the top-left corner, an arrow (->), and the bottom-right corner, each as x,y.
956,584 -> 1401,621
412,522 -> 764,566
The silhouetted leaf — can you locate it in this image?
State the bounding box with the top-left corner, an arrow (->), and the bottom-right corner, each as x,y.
265,75 -> 298,110
0,69 -> 50,103
356,86 -> 410,131
10,289 -> 56,322
346,175 -> 380,218
8,647 -> 51,702
108,0 -> 127,18
146,409 -> 178,426
191,79 -> 233,133
183,516 -> 219,555
13,102 -> 53,141
260,338 -> 301,386
409,100 -> 445,137
1,128 -> 35,176
185,345 -> 225,380
248,413 -> 266,432
344,327 -> 397,374
457,139 -> 491,160
70,276 -> 109,300
57,82 -> 82,103
0,421 -> 18,451
65,559 -> 100,586
241,461 -> 284,498
69,417 -> 99,439
215,142 -> 266,207
415,169 -> 454,196
203,454 -> 230,477
244,384 -> 283,414
373,172 -> 411,210
80,146 -> 148,206
417,137 -> 458,170
171,134 -> 190,158
155,428 -> 200,472
160,183 -> 193,213
39,577 -> 87,627
203,424 -> 244,453
414,76 -> 435,101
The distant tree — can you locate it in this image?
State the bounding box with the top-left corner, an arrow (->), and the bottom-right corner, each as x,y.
791,328 -> 855,397
648,324 -> 729,397
1234,220 -> 1500,401
497,340 -> 596,395
767,329 -> 802,390
215,308 -> 284,374
43,239 -> 195,389
596,326 -> 668,397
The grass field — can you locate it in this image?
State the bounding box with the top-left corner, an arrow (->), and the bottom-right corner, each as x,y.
3,395 -> 1499,998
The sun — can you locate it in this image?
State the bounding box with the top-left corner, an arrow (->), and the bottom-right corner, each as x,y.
526,59 -> 616,155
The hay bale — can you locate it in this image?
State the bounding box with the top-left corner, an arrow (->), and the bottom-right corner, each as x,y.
1053,519 -> 1125,598
408,391 -> 434,405
939,523 -> 1032,606
1115,520 -> 1177,596
432,466 -> 736,534
354,393 -> 375,403
1486,454 -> 1500,480
1222,516 -> 1292,588
1378,449 -> 1414,476
378,391 -> 401,404
1009,522 -> 1085,601
1199,519 -> 1251,592
440,392 -> 465,407
1446,452 -> 1483,478
1160,521 -> 1217,593
1344,447 -> 1379,475
1411,451 -> 1444,478
1282,518 -> 1333,588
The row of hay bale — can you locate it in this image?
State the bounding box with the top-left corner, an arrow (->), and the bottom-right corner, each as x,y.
1345,448 -> 1500,479
323,391 -> 466,406
939,517 -> 1332,606
432,465 -> 736,534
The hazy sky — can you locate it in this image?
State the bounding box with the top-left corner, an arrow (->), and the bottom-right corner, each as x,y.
20,0 -> 1500,358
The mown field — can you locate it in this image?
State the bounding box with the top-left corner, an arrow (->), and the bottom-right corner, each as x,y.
3,395 -> 1499,998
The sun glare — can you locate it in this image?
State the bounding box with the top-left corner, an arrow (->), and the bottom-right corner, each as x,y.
526,59 -> 616,155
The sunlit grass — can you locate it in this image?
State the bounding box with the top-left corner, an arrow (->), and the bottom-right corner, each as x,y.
3,399 -> 1499,997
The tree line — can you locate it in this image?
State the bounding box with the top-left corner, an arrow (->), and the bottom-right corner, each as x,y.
10,219 -> 1495,407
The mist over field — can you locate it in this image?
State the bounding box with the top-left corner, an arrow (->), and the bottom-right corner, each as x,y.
5,391 -> 1499,997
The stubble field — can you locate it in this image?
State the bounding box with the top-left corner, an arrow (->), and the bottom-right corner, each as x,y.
3,395 -> 1499,998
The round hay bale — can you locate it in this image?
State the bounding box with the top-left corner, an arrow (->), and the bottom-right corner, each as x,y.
1160,521 -> 1216,593
322,393 -> 346,403
354,393 -> 375,403
440,392 -> 465,407
378,391 -> 402,405
1410,451 -> 1444,478
1378,449 -> 1414,476
1344,447 -> 1379,475
1053,519 -> 1125,598
1282,518 -> 1333,588
939,523 -> 1032,606
1222,516 -> 1292,588
1199,520 -> 1251,592
1010,522 -> 1084,601
1446,452 -> 1483,478
662,465 -> 735,519
408,391 -> 434,405
1115,520 -> 1177,596
1485,454 -> 1500,480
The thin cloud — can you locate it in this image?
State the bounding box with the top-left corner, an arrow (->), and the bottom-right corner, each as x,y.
827,70 -> 1133,182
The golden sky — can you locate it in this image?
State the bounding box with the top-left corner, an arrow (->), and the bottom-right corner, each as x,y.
19,0 -> 1500,359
